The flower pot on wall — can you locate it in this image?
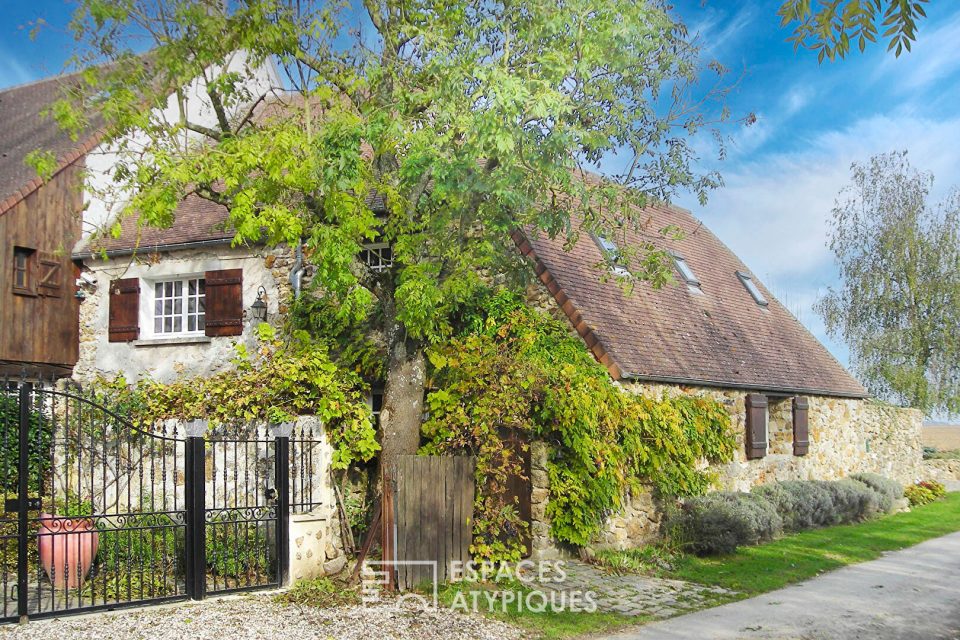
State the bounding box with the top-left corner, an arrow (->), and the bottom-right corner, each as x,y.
37,513 -> 99,588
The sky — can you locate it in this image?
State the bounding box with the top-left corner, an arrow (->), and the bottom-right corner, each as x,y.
2,0 -> 960,380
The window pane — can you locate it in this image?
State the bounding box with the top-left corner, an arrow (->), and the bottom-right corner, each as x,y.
188,298 -> 196,313
188,279 -> 196,295
164,300 -> 172,315
155,282 -> 163,297
174,281 -> 182,296
174,299 -> 182,314
155,318 -> 162,333
174,317 -> 182,332
164,317 -> 172,332
188,317 -> 196,332
164,282 -> 173,297
198,298 -> 205,313
155,299 -> 163,314
199,279 -> 205,294
198,315 -> 205,331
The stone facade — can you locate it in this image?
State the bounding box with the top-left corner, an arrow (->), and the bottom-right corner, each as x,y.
528,381 -> 924,554
923,459 -> 960,482
75,244 -> 295,384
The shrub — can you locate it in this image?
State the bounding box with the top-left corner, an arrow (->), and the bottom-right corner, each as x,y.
670,492 -> 782,555
822,479 -> 880,524
754,481 -> 836,532
905,480 -> 947,506
850,473 -> 903,513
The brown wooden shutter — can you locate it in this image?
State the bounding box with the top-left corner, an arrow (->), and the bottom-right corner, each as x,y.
108,278 -> 140,342
36,252 -> 62,298
745,394 -> 768,459
204,269 -> 244,337
793,396 -> 810,456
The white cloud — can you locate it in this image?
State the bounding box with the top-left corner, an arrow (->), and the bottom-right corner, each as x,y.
876,8 -> 960,92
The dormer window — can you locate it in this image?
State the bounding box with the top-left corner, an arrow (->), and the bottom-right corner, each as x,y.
737,271 -> 768,307
360,242 -> 393,273
671,252 -> 700,288
591,234 -> 630,277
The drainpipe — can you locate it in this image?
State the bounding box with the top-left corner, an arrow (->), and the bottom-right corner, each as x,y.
289,240 -> 304,298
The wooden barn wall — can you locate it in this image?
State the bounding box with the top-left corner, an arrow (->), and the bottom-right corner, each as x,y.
0,160 -> 83,372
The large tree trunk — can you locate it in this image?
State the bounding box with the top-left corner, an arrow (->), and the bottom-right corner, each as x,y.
378,327 -> 427,473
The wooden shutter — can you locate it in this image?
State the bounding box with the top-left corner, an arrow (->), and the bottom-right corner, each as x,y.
108,278 -> 140,342
36,252 -> 62,298
745,394 -> 768,459
204,269 -> 244,337
793,396 -> 810,456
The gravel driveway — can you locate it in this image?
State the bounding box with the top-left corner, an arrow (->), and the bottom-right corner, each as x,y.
0,592 -> 525,640
610,530 -> 960,640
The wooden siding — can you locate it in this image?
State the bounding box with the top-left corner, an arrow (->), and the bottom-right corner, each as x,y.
0,160 -> 82,374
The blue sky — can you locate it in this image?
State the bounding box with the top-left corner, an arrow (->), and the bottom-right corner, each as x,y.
2,0 -> 960,377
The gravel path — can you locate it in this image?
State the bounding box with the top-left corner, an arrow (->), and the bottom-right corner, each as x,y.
0,592 -> 526,640
610,530 -> 960,640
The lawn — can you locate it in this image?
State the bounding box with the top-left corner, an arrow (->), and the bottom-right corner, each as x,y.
665,491 -> 960,595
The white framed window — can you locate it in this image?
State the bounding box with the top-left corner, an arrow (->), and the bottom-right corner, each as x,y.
591,234 -> 631,277
671,251 -> 700,286
359,242 -> 393,273
151,277 -> 206,335
736,271 -> 768,307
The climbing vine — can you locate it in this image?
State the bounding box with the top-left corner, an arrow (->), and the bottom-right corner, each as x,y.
421,292 -> 735,560
94,324 -> 378,469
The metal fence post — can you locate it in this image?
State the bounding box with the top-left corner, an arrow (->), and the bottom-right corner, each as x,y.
17,383 -> 31,623
274,435 -> 290,587
184,432 -> 207,600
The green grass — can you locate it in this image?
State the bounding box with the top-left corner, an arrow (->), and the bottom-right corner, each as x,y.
925,448 -> 960,460
666,492 -> 960,596
437,581 -> 639,640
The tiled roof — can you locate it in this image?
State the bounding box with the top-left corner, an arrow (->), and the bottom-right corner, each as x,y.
0,73 -> 101,215
79,194 -> 234,256
514,204 -> 868,398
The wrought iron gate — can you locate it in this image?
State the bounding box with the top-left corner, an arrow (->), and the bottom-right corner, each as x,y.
0,379 -> 292,622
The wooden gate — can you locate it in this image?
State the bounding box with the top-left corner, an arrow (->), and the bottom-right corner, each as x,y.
386,456 -> 474,590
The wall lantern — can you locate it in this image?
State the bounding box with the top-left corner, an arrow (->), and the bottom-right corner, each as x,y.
250,286 -> 268,322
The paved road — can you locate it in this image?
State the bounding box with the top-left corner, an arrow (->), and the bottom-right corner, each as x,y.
609,531 -> 960,640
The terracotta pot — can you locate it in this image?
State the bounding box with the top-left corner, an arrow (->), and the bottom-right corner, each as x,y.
37,513 -> 100,589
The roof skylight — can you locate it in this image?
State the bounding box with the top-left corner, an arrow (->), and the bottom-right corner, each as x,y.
671,252 -> 700,286
592,234 -> 631,277
737,271 -> 768,307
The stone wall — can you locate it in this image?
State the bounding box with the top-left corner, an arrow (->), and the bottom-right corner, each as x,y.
75,244 -> 295,384
529,382 -> 924,554
922,459 -> 960,482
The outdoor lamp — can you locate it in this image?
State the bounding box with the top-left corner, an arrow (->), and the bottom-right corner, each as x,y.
251,286 -> 268,322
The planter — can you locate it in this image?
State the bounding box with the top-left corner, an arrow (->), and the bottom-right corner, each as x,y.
37,513 -> 99,589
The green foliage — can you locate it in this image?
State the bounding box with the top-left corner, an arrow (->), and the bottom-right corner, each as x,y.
0,395 -> 51,494
669,492 -> 783,556
850,472 -> 904,513
24,149 -> 58,181
779,0 -> 929,61
817,151 -> 960,416
668,493 -> 960,596
53,0 -> 733,424
276,577 -> 360,609
904,480 -> 947,506
94,326 -> 377,469
680,476 -> 900,555
421,292 -> 735,559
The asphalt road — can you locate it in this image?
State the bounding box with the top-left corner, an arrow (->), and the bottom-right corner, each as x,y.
610,530 -> 960,640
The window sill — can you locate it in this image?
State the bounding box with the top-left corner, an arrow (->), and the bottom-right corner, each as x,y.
132,336 -> 212,347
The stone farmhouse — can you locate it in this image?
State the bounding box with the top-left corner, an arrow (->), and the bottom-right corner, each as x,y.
1,58 -> 924,561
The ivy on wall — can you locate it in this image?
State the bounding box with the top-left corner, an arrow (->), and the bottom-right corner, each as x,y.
421,292 -> 735,560
94,324 -> 378,469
